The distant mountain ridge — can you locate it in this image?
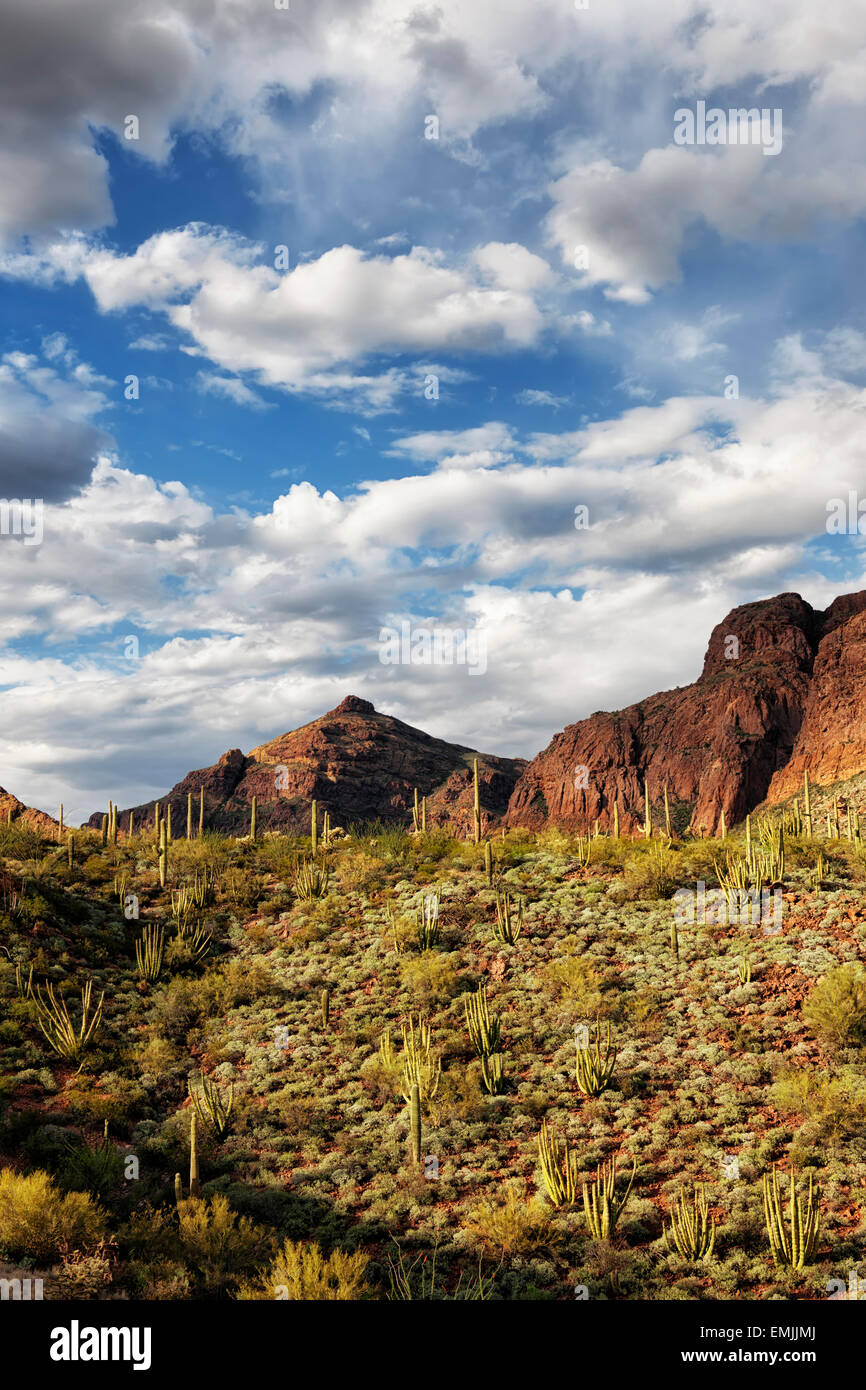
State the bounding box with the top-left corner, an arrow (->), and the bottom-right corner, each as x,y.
85,694 -> 526,837
2,588 -> 859,839
504,590 -> 866,835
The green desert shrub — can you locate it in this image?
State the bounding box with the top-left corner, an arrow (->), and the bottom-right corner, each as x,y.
236,1237 -> 369,1300
0,1168 -> 105,1263
176,1194 -> 272,1294
803,963 -> 866,1050
772,1067 -> 866,1143
462,1183 -> 553,1257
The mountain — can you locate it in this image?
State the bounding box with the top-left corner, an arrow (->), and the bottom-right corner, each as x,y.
504,590 -> 866,836
86,695 -> 527,836
0,786 -> 58,834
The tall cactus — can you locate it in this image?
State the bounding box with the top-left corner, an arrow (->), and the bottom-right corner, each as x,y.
644,779 -> 651,839
158,820 -> 167,888
664,1183 -> 717,1260
762,1165 -> 820,1270
575,1017 -> 617,1096
187,791 -> 193,840
199,786 -> 204,838
311,799 -> 318,856
473,758 -> 481,844
59,803 -> 64,838
663,785 -> 672,839
803,769 -> 812,839
582,1156 -> 636,1240
189,1072 -> 233,1141
538,1120 -> 579,1207
464,983 -> 501,1057
67,831 -> 74,869
484,840 -> 493,886
409,1083 -> 421,1165
166,801 -> 172,844
101,814 -> 108,846
135,923 -> 165,982
613,796 -> 620,840
321,987 -> 330,1028
250,795 -> 257,841
189,1111 -> 201,1197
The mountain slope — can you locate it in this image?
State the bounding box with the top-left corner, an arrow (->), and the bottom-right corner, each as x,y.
505,590 -> 866,835
87,695 -> 526,836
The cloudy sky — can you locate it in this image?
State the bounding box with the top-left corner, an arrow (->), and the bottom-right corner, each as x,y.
1,0 -> 865,821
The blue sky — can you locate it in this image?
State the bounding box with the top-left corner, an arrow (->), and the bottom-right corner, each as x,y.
0,0 -> 865,821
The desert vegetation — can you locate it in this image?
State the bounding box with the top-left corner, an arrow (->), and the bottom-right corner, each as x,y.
1,786 -> 865,1301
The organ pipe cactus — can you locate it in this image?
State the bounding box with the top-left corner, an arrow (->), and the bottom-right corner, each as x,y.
33,979 -> 104,1063
663,1183 -> 717,1260
295,861 -> 328,900
135,923 -> 165,983
582,1156 -> 636,1241
762,1165 -> 820,1270
189,1072 -> 234,1141
464,983 -> 501,1057
538,1120 -> 579,1207
493,890 -> 523,945
416,891 -> 440,949
575,1016 -> 617,1096
399,1015 -> 441,1102
479,1052 -> 505,1095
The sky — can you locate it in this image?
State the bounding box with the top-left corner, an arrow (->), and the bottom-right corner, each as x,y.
0,0 -> 865,822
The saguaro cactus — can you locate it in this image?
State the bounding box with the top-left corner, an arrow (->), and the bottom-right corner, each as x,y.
644,779 -> 651,839
67,831 -> 74,869
321,987 -> 330,1028
663,785 -> 672,839
199,786 -> 204,837
473,758 -> 482,844
158,821 -> 167,888
803,769 -> 812,839
613,797 -> 620,839
311,800 -> 318,856
250,795 -> 257,841
187,791 -> 193,840
189,1111 -> 201,1197
484,840 -> 493,886
409,1083 -> 422,1165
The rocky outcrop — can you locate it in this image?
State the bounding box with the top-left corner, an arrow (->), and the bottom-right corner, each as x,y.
505,591 -> 866,835
766,601 -> 866,802
0,787 -> 58,834
87,695 -> 526,836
